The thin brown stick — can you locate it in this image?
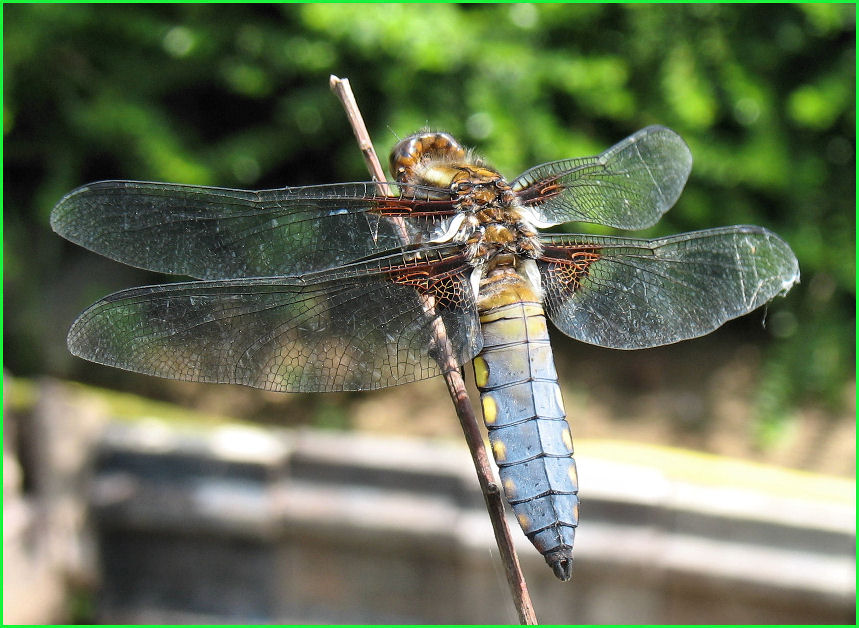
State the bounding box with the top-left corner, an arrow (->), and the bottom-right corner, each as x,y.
329,75 -> 538,625
329,75 -> 391,195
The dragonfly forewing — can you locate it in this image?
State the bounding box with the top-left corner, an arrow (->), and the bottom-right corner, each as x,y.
50,180 -> 458,279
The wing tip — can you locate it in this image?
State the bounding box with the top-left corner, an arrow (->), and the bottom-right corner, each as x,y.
50,181 -> 111,236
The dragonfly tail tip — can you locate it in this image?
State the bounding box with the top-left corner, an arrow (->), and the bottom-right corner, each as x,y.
546,550 -> 574,581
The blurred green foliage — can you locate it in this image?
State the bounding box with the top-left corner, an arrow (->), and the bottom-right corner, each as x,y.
3,4 -> 855,442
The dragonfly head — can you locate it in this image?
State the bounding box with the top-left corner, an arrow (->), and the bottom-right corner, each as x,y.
390,131 -> 515,207
389,131 -> 467,184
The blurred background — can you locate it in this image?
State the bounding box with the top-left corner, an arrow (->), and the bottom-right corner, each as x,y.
3,4 -> 855,624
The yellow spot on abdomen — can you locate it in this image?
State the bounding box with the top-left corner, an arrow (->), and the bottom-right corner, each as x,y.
473,356 -> 489,388
503,477 -> 517,499
569,464 -> 578,485
517,512 -> 530,529
482,394 -> 497,425
491,439 -> 507,462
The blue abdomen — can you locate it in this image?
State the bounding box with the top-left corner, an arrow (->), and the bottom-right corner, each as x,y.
475,300 -> 578,580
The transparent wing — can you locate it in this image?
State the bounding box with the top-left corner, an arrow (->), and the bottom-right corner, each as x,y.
67,249 -> 482,392
538,226 -> 799,349
50,180 -> 457,279
512,126 -> 693,230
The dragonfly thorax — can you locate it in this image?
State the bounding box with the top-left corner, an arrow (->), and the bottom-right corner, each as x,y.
461,204 -> 543,265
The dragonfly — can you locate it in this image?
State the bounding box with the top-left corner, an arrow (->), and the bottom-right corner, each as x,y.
51,125 -> 799,581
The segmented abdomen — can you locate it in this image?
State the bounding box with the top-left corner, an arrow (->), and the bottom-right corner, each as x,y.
474,300 -> 578,579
